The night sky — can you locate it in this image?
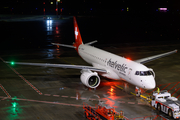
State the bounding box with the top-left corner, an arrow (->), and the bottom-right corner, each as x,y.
1,0 -> 180,15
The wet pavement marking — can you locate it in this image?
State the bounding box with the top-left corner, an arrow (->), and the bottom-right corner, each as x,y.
0,57 -> 5,62
44,94 -> 51,96
118,101 -> 125,103
1,98 -> 7,101
0,84 -> 11,98
42,93 -> 148,106
0,57 -> 43,95
70,96 -> 76,99
137,103 -> 147,105
0,96 -> 83,107
115,83 -> 151,101
61,95 -> 68,98
127,102 -> 135,104
53,95 -> 60,97
114,85 -> 123,89
7,64 -> 43,95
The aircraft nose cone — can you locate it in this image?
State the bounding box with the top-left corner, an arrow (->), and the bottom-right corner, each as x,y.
150,80 -> 156,89
147,79 -> 156,90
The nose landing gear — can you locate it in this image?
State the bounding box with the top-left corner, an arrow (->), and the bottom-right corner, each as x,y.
135,87 -> 141,97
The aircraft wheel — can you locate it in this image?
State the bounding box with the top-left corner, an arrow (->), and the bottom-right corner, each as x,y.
168,109 -> 173,118
157,103 -> 161,111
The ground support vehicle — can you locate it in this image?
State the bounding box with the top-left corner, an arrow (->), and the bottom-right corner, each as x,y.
151,90 -> 180,119
83,102 -> 124,120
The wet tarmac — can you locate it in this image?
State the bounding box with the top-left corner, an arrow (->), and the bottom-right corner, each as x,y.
0,44 -> 180,120
0,15 -> 180,120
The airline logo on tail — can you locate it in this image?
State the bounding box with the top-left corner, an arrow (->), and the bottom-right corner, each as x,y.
73,17 -> 83,50
75,27 -> 78,39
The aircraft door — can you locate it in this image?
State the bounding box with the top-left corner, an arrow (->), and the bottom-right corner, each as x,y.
128,68 -> 132,80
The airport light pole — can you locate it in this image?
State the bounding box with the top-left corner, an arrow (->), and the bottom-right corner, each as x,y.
56,0 -> 60,15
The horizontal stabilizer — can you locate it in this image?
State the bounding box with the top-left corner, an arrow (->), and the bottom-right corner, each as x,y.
51,43 -> 76,48
85,40 -> 98,45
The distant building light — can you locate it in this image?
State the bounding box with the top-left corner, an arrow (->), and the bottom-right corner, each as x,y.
158,8 -> 168,12
51,2 -> 53,4
57,0 -> 60,2
159,8 -> 167,11
43,2 -> 45,4
36,8 -> 37,10
127,7 -> 129,11
90,8 -> 92,11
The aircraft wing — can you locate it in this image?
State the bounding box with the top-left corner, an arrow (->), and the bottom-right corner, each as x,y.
5,61 -> 107,73
135,50 -> 177,64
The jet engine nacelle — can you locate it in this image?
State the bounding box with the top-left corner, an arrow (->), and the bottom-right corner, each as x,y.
80,70 -> 100,88
149,68 -> 155,78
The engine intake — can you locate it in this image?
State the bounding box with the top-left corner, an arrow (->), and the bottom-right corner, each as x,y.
80,70 -> 100,88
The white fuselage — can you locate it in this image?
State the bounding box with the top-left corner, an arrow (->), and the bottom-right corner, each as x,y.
78,44 -> 156,89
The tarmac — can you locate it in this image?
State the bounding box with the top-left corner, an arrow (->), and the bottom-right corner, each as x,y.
0,43 -> 180,120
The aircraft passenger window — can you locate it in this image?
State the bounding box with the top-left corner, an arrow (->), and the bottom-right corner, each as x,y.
135,71 -> 139,75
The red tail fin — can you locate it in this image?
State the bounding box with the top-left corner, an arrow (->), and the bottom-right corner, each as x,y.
73,16 -> 83,49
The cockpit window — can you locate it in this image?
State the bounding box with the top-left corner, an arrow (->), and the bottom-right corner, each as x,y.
135,71 -> 152,76
140,71 -> 152,76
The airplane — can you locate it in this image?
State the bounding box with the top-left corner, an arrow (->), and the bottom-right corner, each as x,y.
5,16 -> 177,91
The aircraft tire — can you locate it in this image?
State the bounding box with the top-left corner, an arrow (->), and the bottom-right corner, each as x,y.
157,103 -> 161,112
168,109 -> 173,118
